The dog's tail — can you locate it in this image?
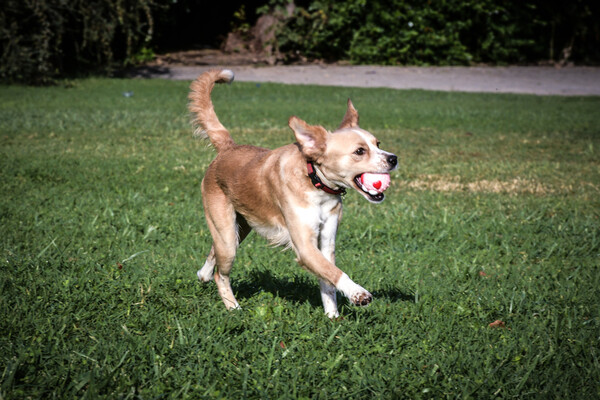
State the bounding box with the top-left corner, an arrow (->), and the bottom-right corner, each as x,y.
188,69 -> 235,152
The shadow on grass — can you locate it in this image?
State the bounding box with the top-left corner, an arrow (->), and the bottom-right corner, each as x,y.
372,287 -> 415,303
234,268 -> 413,308
235,269 -> 322,307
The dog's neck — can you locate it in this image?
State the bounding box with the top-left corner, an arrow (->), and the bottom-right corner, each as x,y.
307,162 -> 346,195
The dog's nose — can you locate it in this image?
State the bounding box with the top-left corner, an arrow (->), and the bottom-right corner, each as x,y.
387,154 -> 398,168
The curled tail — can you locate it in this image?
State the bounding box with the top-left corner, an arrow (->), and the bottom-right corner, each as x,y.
188,69 -> 235,152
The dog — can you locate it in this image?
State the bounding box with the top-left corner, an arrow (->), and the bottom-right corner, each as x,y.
188,69 -> 397,318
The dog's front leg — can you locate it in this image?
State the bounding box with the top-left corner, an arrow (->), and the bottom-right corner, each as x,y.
319,279 -> 338,318
299,243 -> 372,311
286,213 -> 372,315
318,210 -> 340,318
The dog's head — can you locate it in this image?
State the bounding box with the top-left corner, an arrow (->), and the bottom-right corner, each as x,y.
289,99 -> 397,203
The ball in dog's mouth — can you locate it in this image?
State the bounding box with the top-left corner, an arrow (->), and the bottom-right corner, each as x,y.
354,173 -> 391,203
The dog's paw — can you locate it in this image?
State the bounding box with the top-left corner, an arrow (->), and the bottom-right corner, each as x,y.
336,273 -> 373,307
351,291 -> 372,306
197,268 -> 214,282
227,303 -> 242,311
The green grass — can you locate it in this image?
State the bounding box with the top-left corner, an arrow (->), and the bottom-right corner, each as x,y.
1,78 -> 599,399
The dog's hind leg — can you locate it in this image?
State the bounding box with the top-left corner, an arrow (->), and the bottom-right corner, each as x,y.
198,214 -> 251,284
205,209 -> 239,309
197,246 -> 216,282
202,188 -> 251,309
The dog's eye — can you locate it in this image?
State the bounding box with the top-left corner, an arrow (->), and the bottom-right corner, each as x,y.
354,147 -> 366,156
376,141 -> 381,148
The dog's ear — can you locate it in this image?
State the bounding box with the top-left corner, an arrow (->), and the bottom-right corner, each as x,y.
289,116 -> 328,160
338,98 -> 359,130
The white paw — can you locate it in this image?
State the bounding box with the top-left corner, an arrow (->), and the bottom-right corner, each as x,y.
349,290 -> 372,306
320,280 -> 339,318
227,303 -> 242,311
336,273 -> 373,306
197,268 -> 214,282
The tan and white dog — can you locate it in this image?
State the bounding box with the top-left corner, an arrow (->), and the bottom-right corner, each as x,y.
189,69 -> 397,318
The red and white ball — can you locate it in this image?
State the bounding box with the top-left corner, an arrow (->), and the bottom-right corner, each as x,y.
360,173 -> 390,193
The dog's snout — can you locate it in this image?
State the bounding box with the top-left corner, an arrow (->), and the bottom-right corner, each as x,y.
387,154 -> 398,168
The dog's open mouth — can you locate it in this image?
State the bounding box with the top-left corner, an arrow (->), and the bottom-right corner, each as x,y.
354,173 -> 391,203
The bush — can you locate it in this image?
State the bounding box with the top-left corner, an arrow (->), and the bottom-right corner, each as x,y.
0,0 -> 157,84
2,0 -> 598,84
267,0 -> 600,65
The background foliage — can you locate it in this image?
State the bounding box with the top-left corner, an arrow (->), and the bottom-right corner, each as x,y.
1,0 -> 599,84
0,0 -> 156,84
270,0 -> 600,65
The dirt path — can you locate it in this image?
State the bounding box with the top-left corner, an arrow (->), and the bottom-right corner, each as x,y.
135,64 -> 600,96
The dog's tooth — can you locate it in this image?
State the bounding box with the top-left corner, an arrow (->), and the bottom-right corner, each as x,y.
369,190 -> 378,195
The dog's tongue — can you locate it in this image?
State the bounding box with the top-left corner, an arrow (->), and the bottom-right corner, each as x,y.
360,173 -> 390,193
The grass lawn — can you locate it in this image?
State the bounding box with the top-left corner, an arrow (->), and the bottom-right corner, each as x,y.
1,77 -> 599,399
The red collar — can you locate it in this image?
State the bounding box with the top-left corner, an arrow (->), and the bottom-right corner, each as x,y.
306,162 -> 346,195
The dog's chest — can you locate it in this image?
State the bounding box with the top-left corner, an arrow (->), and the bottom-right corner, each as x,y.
301,192 -> 342,231
249,191 -> 341,248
